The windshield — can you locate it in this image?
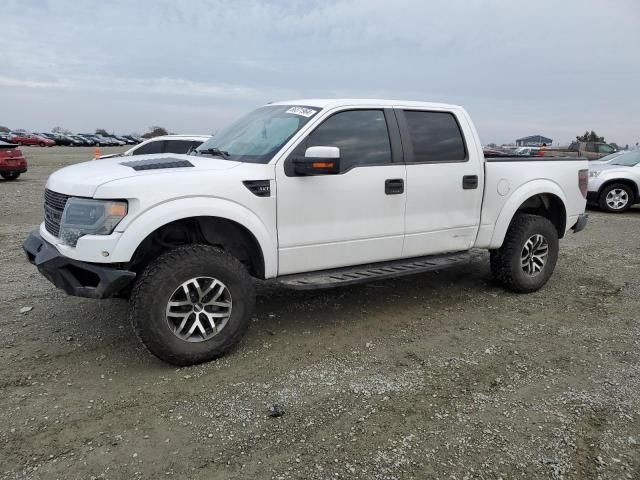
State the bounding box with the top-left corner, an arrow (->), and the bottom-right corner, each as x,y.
610,151 -> 640,167
196,105 -> 320,163
596,151 -> 624,163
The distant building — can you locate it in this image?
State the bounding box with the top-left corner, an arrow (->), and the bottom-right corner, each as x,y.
516,135 -> 552,147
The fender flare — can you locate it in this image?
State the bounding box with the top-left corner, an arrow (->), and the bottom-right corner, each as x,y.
110,197 -> 277,277
489,179 -> 567,249
597,175 -> 640,201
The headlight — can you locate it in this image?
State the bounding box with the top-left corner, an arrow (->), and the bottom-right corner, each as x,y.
59,198 -> 127,246
589,170 -> 602,178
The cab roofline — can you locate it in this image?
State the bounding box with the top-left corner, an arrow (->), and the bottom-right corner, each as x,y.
268,98 -> 463,110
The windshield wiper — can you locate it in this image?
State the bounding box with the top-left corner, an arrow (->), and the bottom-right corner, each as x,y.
197,147 -> 230,159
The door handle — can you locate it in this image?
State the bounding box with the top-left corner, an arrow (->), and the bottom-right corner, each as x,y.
385,178 -> 404,195
462,175 -> 478,190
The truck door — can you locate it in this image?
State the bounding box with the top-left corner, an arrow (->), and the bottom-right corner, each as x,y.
275,108 -> 406,276
395,108 -> 483,257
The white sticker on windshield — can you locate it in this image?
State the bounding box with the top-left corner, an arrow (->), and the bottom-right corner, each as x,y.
286,106 -> 316,118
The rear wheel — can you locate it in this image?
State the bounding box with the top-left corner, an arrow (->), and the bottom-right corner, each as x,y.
129,245 -> 255,366
1,172 -> 20,181
490,213 -> 559,293
599,183 -> 633,213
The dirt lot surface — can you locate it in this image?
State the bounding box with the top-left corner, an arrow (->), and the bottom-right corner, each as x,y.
1,147 -> 639,480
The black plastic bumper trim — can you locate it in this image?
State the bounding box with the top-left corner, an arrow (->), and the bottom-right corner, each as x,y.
23,230 -> 136,299
572,213 -> 588,233
0,166 -> 27,174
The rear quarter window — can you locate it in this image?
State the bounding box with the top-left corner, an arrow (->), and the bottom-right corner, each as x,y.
401,110 -> 467,162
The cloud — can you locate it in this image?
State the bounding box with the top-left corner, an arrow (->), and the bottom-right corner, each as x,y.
0,74 -> 268,99
1,0 -> 639,143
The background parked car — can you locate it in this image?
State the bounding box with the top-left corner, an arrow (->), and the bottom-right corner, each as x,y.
109,134 -> 137,145
77,134 -> 100,146
0,140 -> 27,180
36,132 -> 74,146
9,132 -> 55,147
66,134 -> 92,146
482,147 -> 511,157
587,150 -> 640,212
579,141 -> 617,160
514,146 -> 541,156
62,134 -> 85,146
98,134 -> 209,159
95,135 -> 120,146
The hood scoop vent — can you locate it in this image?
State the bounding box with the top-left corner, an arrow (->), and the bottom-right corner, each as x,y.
120,158 -> 194,171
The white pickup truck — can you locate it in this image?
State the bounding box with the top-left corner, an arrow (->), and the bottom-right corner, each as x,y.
24,99 -> 589,365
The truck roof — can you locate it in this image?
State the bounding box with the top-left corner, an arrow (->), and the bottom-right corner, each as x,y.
270,98 -> 463,110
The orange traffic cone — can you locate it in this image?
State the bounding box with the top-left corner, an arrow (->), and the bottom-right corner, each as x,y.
94,146 -> 100,160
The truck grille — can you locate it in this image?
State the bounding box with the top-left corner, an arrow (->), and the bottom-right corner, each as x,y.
44,189 -> 71,237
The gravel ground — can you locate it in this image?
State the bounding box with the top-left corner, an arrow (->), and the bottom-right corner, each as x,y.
1,147 -> 639,480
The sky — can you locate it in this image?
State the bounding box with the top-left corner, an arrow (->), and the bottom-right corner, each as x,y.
1,0 -> 639,146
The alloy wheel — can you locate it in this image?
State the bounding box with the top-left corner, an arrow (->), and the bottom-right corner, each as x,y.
165,277 -> 232,342
605,188 -> 629,210
520,234 -> 549,277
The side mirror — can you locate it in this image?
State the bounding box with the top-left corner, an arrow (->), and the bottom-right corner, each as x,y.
292,146 -> 340,176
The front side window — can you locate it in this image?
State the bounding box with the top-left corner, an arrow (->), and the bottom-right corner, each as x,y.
134,140 -> 165,155
301,109 -> 392,171
402,110 -> 466,162
598,144 -> 614,154
196,105 -> 320,164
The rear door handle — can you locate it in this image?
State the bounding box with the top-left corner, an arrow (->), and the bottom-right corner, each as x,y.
385,178 -> 404,195
462,175 -> 478,190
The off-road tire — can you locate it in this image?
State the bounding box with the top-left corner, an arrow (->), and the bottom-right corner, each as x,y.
129,244 -> 255,366
490,213 -> 559,293
1,172 -> 20,181
598,183 -> 633,213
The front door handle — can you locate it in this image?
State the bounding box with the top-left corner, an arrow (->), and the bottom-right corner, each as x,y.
385,178 -> 404,195
462,175 -> 478,190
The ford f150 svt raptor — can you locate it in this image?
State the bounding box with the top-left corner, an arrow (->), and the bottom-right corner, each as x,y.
24,99 -> 589,365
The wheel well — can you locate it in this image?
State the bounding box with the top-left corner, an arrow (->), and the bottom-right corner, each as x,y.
515,193 -> 566,238
598,179 -> 639,203
129,216 -> 265,279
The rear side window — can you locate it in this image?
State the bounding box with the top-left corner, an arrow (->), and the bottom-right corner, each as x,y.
598,144 -> 614,154
165,140 -> 200,155
133,140 -> 165,155
401,110 -> 467,162
304,109 -> 392,171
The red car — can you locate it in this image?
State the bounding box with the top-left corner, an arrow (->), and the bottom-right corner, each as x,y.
0,140 -> 27,180
8,132 -> 55,147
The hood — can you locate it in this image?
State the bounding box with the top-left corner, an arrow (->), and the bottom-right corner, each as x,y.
46,153 -> 241,197
590,163 -> 632,173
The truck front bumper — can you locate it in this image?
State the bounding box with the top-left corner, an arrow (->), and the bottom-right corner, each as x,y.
572,213 -> 588,233
23,230 -> 136,299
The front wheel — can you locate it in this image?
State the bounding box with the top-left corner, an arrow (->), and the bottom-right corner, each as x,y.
1,172 -> 20,181
129,245 -> 255,366
490,213 -> 559,293
599,183 -> 633,213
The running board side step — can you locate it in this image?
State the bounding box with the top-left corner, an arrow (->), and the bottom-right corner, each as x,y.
277,252 -> 471,290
